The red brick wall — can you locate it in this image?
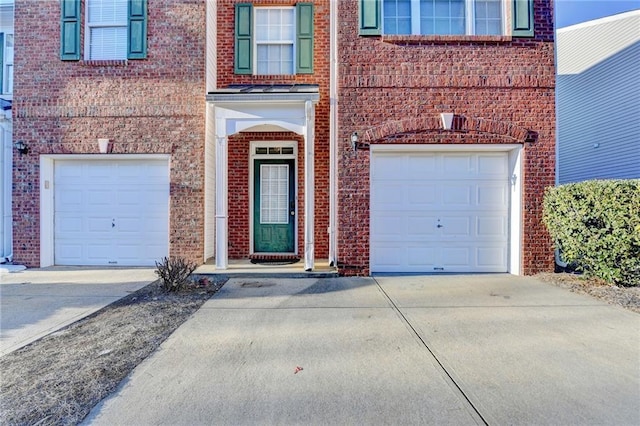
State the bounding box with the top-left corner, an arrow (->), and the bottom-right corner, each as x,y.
217,0 -> 331,260
337,0 -> 556,275
12,0 -> 206,266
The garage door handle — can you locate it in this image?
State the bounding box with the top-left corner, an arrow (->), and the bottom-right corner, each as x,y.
437,224 -> 443,228
112,219 -> 115,228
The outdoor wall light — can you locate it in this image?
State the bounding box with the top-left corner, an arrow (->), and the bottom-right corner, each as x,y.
351,132 -> 359,151
14,140 -> 28,155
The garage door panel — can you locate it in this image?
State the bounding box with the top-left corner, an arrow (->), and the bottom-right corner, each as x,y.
477,216 -> 507,237
442,154 -> 473,174
478,154 -> 509,175
371,151 -> 509,273
373,155 -> 408,180
442,184 -> 471,205
408,155 -> 437,178
477,247 -> 507,268
408,184 -> 437,205
407,215 -> 438,236
440,247 -> 470,267
440,217 -> 470,237
54,159 -> 169,266
371,245 -> 405,268
408,247 -> 437,267
477,184 -> 508,207
374,184 -> 405,205
86,164 -> 113,181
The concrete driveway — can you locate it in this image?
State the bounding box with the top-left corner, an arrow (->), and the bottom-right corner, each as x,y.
84,274 -> 640,425
0,267 -> 156,356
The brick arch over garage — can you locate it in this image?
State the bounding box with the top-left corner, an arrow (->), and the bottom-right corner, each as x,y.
359,115 -> 534,144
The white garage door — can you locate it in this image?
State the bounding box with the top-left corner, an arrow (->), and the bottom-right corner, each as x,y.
371,151 -> 509,273
54,159 -> 169,266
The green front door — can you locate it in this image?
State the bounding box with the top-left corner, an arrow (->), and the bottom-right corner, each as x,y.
253,159 -> 295,253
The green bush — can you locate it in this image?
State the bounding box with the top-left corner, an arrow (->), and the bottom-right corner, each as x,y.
542,180 -> 640,286
155,257 -> 198,292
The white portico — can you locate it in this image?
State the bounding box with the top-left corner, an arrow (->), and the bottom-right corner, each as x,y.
205,85 -> 319,271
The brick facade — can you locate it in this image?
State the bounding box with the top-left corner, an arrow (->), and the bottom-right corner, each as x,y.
216,0 -> 331,260
12,0 -> 206,266
12,0 -> 554,274
336,0 -> 556,275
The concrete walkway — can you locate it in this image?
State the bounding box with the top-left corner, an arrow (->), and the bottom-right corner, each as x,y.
0,267 -> 156,356
85,274 -> 640,425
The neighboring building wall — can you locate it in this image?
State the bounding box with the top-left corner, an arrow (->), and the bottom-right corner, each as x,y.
0,0 -> 13,261
12,0 -> 206,267
556,11 -> 640,184
216,0 -> 331,259
337,0 -> 556,275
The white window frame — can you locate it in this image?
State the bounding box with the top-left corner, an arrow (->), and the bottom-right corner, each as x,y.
84,0 -> 128,60
254,6 -> 296,75
382,0 -> 508,36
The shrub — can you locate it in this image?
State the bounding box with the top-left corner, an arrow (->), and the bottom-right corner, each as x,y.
155,257 -> 198,292
543,180 -> 640,286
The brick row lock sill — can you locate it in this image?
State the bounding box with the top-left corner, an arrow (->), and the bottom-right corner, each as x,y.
78,60 -> 130,67
381,34 -> 513,45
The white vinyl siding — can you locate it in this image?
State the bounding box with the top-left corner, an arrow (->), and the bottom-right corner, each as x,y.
86,0 -> 128,60
556,11 -> 640,183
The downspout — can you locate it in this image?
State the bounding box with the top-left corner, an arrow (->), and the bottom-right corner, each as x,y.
328,0 -> 338,266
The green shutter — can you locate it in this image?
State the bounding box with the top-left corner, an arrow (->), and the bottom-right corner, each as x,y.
512,0 -> 534,37
60,0 -> 81,60
296,3 -> 314,74
128,0 -> 147,59
235,3 -> 253,74
359,0 -> 381,36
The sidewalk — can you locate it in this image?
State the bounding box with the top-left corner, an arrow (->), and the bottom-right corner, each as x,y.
84,274 -> 640,425
0,267 -> 156,356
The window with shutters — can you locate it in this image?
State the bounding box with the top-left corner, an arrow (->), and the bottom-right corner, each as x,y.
383,0 -> 503,35
235,3 -> 314,75
256,8 -> 295,75
60,0 -> 147,61
86,0 -> 128,60
360,0 -> 534,37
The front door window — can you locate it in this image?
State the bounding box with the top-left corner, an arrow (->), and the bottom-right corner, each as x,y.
253,158 -> 295,253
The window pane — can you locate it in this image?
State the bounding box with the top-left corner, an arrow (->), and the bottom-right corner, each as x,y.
256,8 -> 294,42
89,26 -> 127,60
421,0 -> 465,35
383,0 -> 412,35
475,0 -> 502,35
257,44 -> 294,75
88,0 -> 127,24
260,164 -> 289,224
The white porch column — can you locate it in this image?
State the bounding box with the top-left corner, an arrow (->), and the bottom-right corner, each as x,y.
304,100 -> 315,271
215,135 -> 228,269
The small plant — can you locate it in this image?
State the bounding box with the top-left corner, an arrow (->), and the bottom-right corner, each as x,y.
155,257 -> 198,292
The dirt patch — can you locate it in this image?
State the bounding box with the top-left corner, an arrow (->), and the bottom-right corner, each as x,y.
536,273 -> 640,314
0,276 -> 226,426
